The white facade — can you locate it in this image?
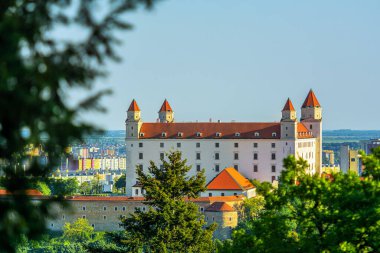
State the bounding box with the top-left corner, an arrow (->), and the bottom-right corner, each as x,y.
125,92 -> 322,196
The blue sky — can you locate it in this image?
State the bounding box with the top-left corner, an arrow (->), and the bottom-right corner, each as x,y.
74,0 -> 380,130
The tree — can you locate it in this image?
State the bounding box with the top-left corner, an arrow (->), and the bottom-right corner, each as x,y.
63,218 -> 94,243
79,181 -> 92,195
47,178 -> 79,196
114,175 -> 126,193
0,1 -> 160,251
35,181 -> 51,196
120,151 -> 216,252
218,152 -> 380,252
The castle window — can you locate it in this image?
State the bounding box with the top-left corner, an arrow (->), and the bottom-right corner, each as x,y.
212,217 -> 215,221
115,207 -> 118,211
82,215 -> 86,219
234,164 -> 239,171
272,132 -> 277,137
91,224 -> 95,228
51,223 -> 54,227
229,217 -> 232,221
177,132 -> 183,137
215,153 -> 220,160
142,207 -> 146,211
160,142 -> 164,148
234,193 -> 237,196
177,142 -> 181,148
310,125 -> 313,129
253,164 -> 258,172
196,142 -> 200,148
139,143 -> 143,148
221,193 -> 225,196
215,164 -> 220,172
82,206 -> 86,211
135,189 -> 139,195
123,206 -> 126,211
209,193 -> 212,197
271,143 -> 276,148
234,143 -> 239,148
272,165 -> 276,172
161,132 -> 167,137
253,143 -> 258,148
215,142 -> 220,148
160,153 -> 164,160
196,164 -> 201,171
254,153 -> 258,160
103,215 -> 106,220
139,133 -> 145,137
234,153 -> 239,160
62,215 -> 65,220
139,153 -> 143,159
272,176 -> 276,182
196,152 -> 201,160
254,132 -> 260,137
271,153 -> 276,160
103,206 -> 107,211
216,132 -> 222,137
200,207 -> 204,212
139,164 -> 143,170
196,132 -> 202,137
235,132 -> 240,137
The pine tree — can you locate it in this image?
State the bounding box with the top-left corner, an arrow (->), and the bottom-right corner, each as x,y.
121,151 -> 216,253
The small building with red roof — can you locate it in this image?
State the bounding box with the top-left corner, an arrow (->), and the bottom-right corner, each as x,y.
202,168 -> 256,198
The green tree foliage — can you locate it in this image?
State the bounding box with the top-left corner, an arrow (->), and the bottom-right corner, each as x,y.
218,151 -> 380,253
47,178 -> 79,196
114,174 -> 126,193
35,181 -> 51,196
120,151 -> 216,252
79,181 -> 91,195
0,1 -> 159,251
63,218 -> 94,242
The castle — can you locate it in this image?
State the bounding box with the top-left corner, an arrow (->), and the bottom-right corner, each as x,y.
125,90 -> 322,196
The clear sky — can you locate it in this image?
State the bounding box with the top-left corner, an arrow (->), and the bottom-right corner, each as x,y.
74,0 -> 380,130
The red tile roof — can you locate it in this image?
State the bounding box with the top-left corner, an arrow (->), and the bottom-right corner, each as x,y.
297,123 -> 313,139
0,189 -> 43,196
139,122 -> 281,139
128,99 -> 141,111
159,99 -> 173,112
205,202 -> 235,212
302,90 -> 321,108
282,98 -> 295,111
207,168 -> 255,191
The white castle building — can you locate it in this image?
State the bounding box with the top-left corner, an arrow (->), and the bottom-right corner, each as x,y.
125,90 -> 322,196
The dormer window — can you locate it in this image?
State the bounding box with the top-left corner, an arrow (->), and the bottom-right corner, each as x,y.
272,132 -> 277,137
235,132 -> 240,137
139,132 -> 145,137
254,132 -> 260,137
196,132 -> 202,137
178,132 -> 183,137
216,132 -> 222,137
161,132 -> 167,137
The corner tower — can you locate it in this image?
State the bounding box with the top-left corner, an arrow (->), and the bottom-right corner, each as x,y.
125,99 -> 142,139
281,98 -> 297,139
158,99 -> 174,123
301,89 -> 322,174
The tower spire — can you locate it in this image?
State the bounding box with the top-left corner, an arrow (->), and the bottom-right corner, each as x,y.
302,89 -> 321,108
158,99 -> 174,123
282,98 -> 295,111
128,99 -> 141,112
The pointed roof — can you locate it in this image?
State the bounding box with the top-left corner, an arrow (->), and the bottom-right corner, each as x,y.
159,99 -> 173,112
282,98 -> 295,111
205,202 -> 235,212
128,99 -> 140,112
302,90 -> 321,108
207,168 -> 255,191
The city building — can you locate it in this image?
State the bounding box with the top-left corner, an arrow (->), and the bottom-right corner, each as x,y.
125,90 -> 322,196
339,145 -> 361,174
360,139 -> 380,154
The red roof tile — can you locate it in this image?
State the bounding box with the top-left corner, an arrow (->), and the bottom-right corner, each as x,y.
207,168 -> 255,191
139,122 -> 281,139
302,90 -> 321,108
0,189 -> 43,196
159,99 -> 173,112
297,123 -> 313,139
128,99 -> 141,111
205,202 -> 235,212
282,98 -> 295,111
